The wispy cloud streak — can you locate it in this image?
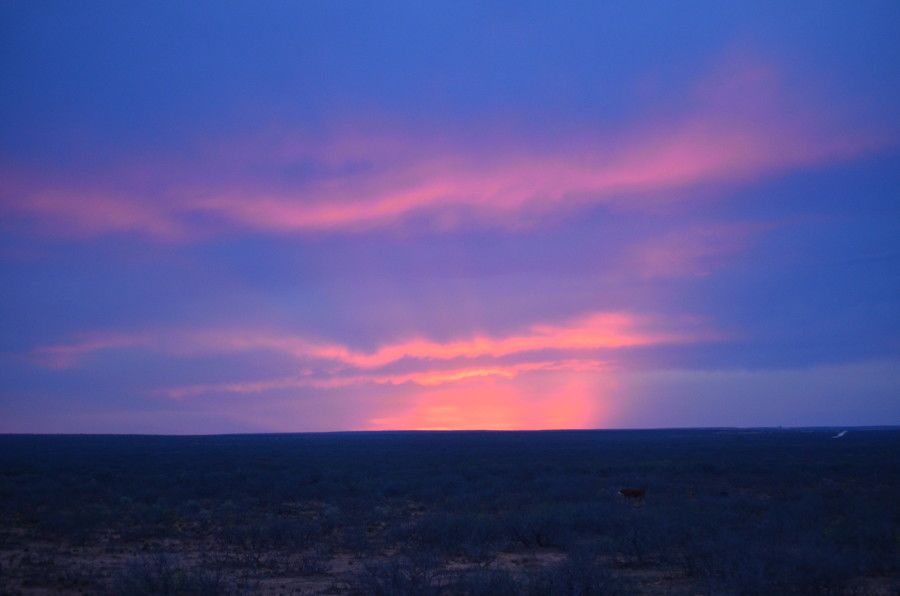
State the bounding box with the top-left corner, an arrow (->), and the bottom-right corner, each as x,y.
1,58 -> 882,239
28,310 -> 711,400
158,359 -> 606,399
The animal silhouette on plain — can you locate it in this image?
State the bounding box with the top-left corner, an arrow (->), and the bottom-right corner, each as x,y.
619,487 -> 646,501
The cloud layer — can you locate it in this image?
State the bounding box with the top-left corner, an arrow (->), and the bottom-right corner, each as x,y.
2,3 -> 898,432
1,59 -> 880,240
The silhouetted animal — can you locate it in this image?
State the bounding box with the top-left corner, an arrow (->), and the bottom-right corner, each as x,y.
619,487 -> 646,500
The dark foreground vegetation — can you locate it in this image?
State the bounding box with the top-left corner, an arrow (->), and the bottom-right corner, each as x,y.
0,428 -> 898,594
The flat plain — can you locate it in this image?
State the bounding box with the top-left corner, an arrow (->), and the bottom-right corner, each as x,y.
0,428 -> 897,594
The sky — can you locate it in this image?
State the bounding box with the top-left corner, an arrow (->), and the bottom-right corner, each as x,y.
1,1 -> 899,433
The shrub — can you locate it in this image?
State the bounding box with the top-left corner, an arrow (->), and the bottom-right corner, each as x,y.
107,555 -> 232,596
524,553 -> 624,596
355,554 -> 444,596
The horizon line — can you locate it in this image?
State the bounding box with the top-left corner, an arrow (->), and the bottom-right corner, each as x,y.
1,424 -> 897,439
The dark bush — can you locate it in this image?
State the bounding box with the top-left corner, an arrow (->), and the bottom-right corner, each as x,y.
355,554 -> 444,596
107,556 -> 232,596
524,553 -> 624,595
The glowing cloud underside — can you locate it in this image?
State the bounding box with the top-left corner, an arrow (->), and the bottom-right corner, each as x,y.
28,310 -> 709,430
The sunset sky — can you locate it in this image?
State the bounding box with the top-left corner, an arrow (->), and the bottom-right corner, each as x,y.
1,2 -> 898,432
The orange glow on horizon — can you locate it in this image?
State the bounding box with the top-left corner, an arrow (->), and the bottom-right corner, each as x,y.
367,372 -> 610,431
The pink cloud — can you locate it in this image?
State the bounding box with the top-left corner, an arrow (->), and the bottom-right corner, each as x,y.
158,359 -> 607,399
30,310 -> 706,372
29,332 -> 153,369
26,311 -> 703,430
27,309 -> 712,430
632,221 -> 776,278
1,57 -> 883,239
